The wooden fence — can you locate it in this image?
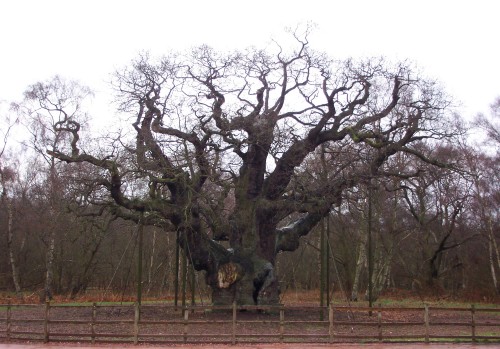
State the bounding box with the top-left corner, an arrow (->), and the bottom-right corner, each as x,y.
0,302 -> 499,344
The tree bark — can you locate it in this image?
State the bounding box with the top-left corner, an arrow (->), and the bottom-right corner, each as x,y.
6,198 -> 21,294
487,218 -> 500,294
146,229 -> 157,295
488,217 -> 500,290
488,237 -> 498,294
351,229 -> 367,302
43,229 -> 56,301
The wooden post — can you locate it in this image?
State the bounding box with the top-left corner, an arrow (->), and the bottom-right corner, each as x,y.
328,303 -> 334,344
6,301 -> 11,342
279,307 -> 284,343
377,305 -> 382,342
44,301 -> 50,343
424,304 -> 429,343
232,302 -> 237,345
91,302 -> 96,344
183,307 -> 189,343
471,304 -> 476,342
133,302 -> 140,345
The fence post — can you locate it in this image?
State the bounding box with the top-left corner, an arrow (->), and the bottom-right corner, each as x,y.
328,303 -> 334,344
424,304 -> 429,343
6,301 -> 11,342
133,302 -> 140,345
279,307 -> 284,343
43,301 -> 50,343
471,304 -> 476,342
91,302 -> 96,344
232,302 -> 237,345
183,307 -> 189,343
377,304 -> 382,342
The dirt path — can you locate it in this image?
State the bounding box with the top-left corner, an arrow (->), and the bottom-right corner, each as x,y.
1,343 -> 500,349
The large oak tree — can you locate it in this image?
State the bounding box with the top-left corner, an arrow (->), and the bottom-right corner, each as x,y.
39,34 -> 459,305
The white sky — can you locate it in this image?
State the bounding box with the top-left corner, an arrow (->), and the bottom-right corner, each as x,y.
1,0 -> 499,127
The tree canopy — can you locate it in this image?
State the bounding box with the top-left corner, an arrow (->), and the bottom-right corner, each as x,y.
26,33 -> 464,304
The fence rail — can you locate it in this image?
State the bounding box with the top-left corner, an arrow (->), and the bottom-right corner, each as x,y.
0,302 -> 499,344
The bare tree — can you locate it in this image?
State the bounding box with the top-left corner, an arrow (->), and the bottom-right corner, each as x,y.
13,76 -> 92,301
399,145 -> 474,290
470,99 -> 500,294
475,97 -> 500,148
42,32 -> 461,305
0,111 -> 22,294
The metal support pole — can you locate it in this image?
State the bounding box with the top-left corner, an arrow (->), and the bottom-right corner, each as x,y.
181,236 -> 187,309
136,214 -> 144,307
367,183 -> 373,315
320,218 -> 325,321
326,216 -> 331,306
174,230 -> 180,309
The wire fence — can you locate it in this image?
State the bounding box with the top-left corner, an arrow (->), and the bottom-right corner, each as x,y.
1,302 -> 499,344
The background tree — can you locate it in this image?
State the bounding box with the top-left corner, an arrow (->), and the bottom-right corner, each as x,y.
400,148 -> 473,290
468,98 -> 500,294
12,76 -> 93,300
0,108 -> 22,294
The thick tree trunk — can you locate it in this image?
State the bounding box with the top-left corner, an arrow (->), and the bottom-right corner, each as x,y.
182,206 -> 282,306
208,254 -> 280,306
205,210 -> 326,306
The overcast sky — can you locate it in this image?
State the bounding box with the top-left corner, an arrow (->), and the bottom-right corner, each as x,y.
1,0 -> 499,126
